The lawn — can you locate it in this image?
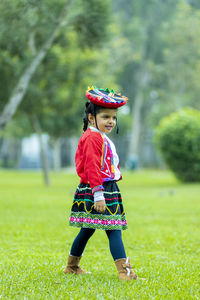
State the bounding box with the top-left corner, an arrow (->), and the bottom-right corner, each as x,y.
0,169 -> 200,299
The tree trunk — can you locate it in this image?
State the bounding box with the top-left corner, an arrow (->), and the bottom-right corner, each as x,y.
0,138 -> 9,168
32,115 -> 50,186
0,0 -> 72,132
16,139 -> 22,169
128,90 -> 143,156
69,136 -> 78,167
53,138 -> 62,172
128,68 -> 149,161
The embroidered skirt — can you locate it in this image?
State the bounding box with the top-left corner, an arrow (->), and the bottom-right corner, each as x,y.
69,181 -> 128,230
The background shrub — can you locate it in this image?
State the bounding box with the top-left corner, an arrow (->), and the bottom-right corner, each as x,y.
155,108 -> 200,182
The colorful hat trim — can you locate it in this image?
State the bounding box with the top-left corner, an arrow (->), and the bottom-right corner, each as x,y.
85,86 -> 128,108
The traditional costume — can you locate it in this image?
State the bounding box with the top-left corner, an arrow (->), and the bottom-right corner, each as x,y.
69,86 -> 128,230
64,87 -> 143,280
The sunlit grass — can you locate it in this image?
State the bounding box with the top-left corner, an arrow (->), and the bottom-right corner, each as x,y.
0,169 -> 200,299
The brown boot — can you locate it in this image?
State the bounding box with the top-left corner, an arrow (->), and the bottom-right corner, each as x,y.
115,257 -> 142,280
64,255 -> 91,274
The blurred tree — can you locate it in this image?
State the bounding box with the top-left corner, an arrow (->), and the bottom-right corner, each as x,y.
0,0 -> 72,131
186,0 -> 200,9
20,29 -> 116,176
155,108 -> 200,182
149,1 -> 200,128
0,0 -> 111,184
112,0 -> 180,164
0,116 -> 32,168
0,0 -> 110,132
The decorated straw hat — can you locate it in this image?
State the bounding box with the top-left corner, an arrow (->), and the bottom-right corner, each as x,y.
85,86 -> 128,108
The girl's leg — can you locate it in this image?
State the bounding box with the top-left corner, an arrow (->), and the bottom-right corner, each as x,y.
105,230 -> 126,260
64,228 -> 95,274
70,227 -> 95,257
106,230 -> 140,280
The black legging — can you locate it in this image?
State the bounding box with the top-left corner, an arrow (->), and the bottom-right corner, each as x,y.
70,228 -> 126,260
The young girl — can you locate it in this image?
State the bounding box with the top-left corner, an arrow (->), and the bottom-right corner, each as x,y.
64,86 -> 141,280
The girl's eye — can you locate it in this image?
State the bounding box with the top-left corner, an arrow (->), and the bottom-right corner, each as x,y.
102,115 -> 117,120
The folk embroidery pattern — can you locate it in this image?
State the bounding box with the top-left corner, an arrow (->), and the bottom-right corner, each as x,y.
69,182 -> 128,231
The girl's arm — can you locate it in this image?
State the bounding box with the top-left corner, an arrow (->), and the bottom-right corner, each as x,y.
83,132 -> 106,213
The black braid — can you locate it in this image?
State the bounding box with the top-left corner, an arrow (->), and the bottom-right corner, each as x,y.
83,102 -> 90,132
83,102 -> 102,132
116,118 -> 119,134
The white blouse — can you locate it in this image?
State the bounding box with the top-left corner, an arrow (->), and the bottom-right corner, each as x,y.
104,135 -> 121,181
89,126 -> 121,181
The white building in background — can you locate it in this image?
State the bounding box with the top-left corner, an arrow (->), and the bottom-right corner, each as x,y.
19,134 -> 49,169
22,134 -> 40,158
18,134 -> 77,169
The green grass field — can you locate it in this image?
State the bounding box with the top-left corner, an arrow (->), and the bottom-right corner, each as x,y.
0,169 -> 200,299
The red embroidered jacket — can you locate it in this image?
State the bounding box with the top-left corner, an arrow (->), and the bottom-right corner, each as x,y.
75,128 -> 121,194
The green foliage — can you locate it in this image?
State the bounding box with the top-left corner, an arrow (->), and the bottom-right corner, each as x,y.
0,116 -> 32,139
3,0 -> 200,166
73,0 -> 110,48
149,1 -> 200,129
0,170 -> 200,298
155,108 -> 200,182
0,0 -> 65,109
161,2 -> 200,108
0,0 -> 111,136
20,28 -> 118,138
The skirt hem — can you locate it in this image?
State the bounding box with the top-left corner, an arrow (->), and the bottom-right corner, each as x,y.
69,222 -> 128,231
69,211 -> 128,230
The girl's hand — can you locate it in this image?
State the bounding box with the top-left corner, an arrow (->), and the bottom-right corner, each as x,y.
94,200 -> 106,213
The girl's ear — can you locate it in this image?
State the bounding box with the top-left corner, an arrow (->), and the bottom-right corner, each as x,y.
88,113 -> 95,125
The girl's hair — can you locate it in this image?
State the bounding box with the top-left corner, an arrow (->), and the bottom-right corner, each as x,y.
83,101 -> 119,133
83,102 -> 102,132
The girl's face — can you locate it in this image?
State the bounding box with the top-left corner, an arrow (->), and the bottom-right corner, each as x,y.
88,108 -> 117,134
